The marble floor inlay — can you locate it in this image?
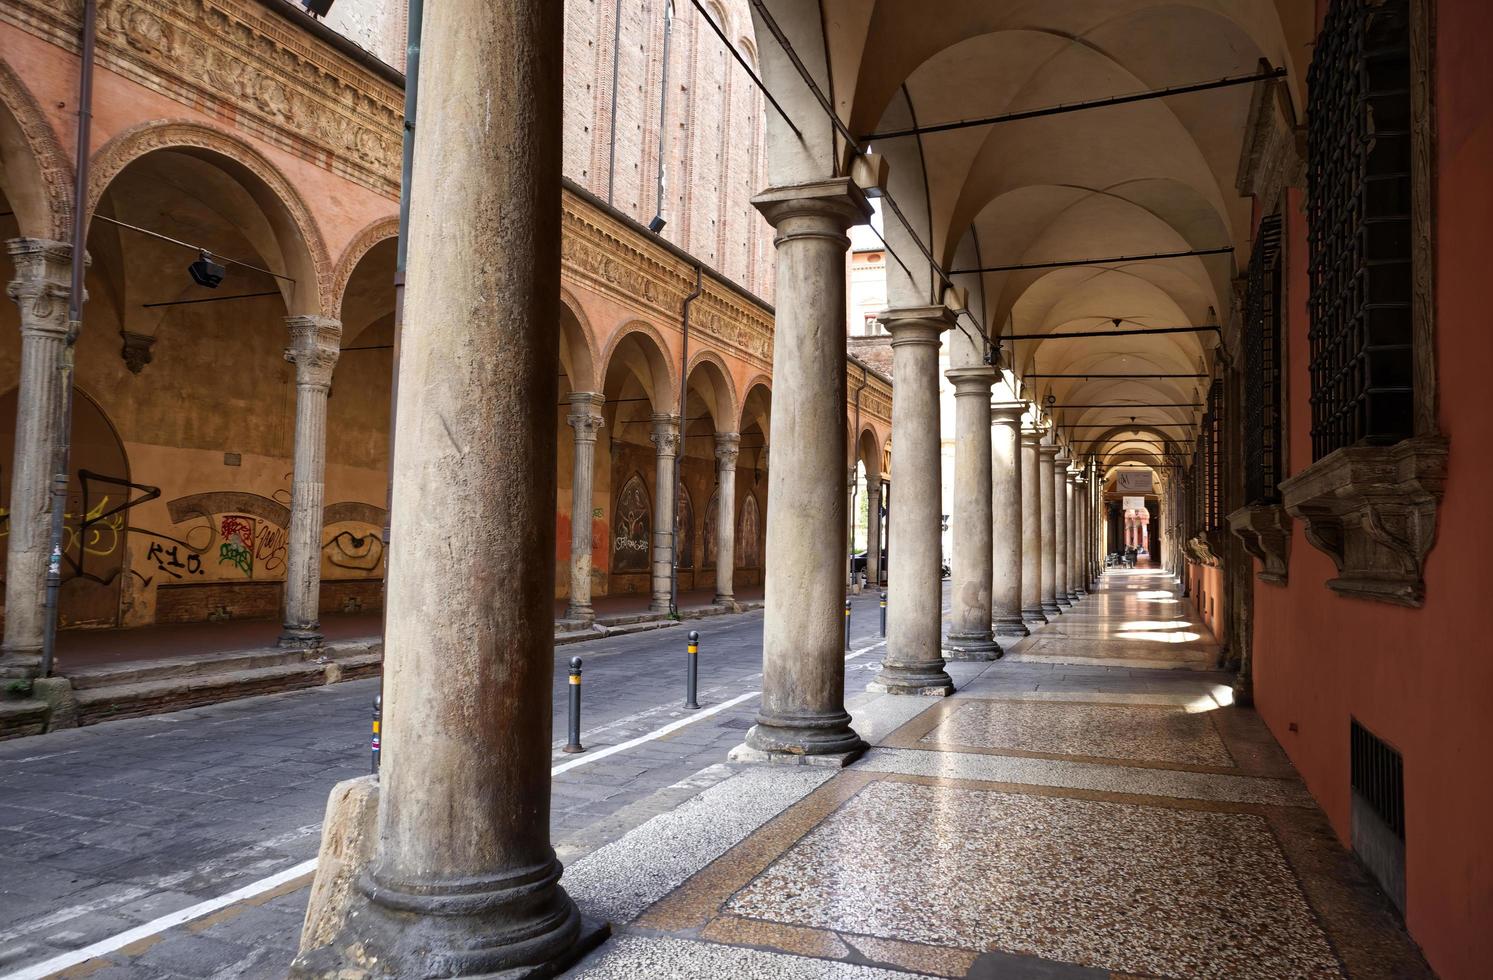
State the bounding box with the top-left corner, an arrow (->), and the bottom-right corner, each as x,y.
723,779 -> 1343,979
919,699 -> 1234,767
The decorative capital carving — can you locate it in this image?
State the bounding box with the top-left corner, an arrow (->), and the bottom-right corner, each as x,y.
567,391 -> 605,444
7,238 -> 80,335
714,431 -> 741,470
1186,533 -> 1223,567
1279,436 -> 1448,607
1227,502 -> 1293,585
649,414 -> 681,457
284,315 -> 342,387
119,330 -> 156,374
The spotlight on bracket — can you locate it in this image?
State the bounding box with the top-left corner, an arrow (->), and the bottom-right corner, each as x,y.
648,215 -> 667,234
302,0 -> 335,18
188,250 -> 226,289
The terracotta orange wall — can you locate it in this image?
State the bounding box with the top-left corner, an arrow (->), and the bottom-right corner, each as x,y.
1185,562 -> 1224,642
1251,3 -> 1493,977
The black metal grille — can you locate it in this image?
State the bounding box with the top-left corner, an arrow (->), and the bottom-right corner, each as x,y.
1202,380 -> 1224,532
1306,0 -> 1415,460
1244,214 -> 1284,504
1351,718 -> 1405,840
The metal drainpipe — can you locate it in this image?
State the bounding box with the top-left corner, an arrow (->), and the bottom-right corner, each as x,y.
375,0 -> 422,753
606,0 -> 624,206
848,363 -> 867,587
670,263 -> 702,617
651,1 -> 673,228
39,0 -> 97,678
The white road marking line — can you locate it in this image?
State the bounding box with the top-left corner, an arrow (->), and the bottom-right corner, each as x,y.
0,684 -> 768,980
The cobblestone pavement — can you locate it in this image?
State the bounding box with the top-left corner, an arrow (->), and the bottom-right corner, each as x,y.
0,589 -> 901,979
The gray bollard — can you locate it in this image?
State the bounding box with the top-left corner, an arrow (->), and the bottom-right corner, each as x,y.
371,694 -> 381,773
563,657 -> 585,753
845,598 -> 852,650
879,591 -> 887,637
685,631 -> 700,709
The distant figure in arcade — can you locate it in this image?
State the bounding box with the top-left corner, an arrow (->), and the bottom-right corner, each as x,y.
1124,545 -> 1138,567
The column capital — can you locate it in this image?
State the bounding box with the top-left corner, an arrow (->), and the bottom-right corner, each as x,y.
714,430 -> 741,469
945,365 -> 998,397
752,177 -> 873,235
567,391 -> 605,443
7,238 -> 80,338
284,315 -> 342,387
649,413 -> 681,456
882,305 -> 956,347
990,401 -> 1025,426
1038,442 -> 1060,460
1020,426 -> 1043,447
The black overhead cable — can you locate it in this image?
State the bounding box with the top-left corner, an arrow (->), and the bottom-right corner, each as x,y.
1024,373 -> 1207,380
92,213 -> 295,283
1048,403 -> 1202,409
1006,325 -> 1221,341
863,67 -> 1288,140
688,0 -> 801,138
951,245 -> 1234,276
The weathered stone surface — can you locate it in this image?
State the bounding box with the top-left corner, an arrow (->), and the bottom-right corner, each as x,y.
1228,502 -> 1293,585
298,775 -> 380,954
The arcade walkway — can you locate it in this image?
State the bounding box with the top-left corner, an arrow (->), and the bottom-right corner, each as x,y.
567,568 -> 1428,979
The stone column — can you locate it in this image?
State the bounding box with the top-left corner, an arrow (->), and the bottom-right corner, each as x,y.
649,414 -> 680,614
944,367 -> 999,659
1019,427 -> 1047,625
564,392 -> 605,622
1052,450 -> 1071,609
1072,475 -> 1087,596
713,431 -> 739,607
990,403 -> 1027,637
872,307 -> 955,696
845,472 -> 857,587
1039,442 -> 1061,617
290,0 -> 593,974
736,178 -> 871,764
865,481 -> 882,587
1,240 -> 75,678
279,316 -> 341,649
1064,470 -> 1080,601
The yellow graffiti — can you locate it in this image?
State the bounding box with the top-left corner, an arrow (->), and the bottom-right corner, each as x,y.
0,496 -> 125,557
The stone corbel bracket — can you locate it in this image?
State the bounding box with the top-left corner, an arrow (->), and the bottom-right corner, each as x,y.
1186,533 -> 1222,567
1227,503 -> 1293,585
1279,436 -> 1448,607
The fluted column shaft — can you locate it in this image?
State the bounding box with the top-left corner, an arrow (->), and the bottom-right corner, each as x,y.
944,367 -> 999,659
873,308 -> 955,696
293,2 -> 588,974
740,179 -> 870,762
1,240 -> 76,678
280,316 -> 341,648
1052,451 -> 1071,609
713,432 -> 739,606
990,403 -> 1027,637
565,393 -> 604,622
1039,443 -> 1061,616
1019,429 -> 1047,625
648,414 -> 680,613
865,482 -> 882,586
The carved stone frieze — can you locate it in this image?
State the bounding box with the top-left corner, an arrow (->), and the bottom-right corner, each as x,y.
1185,532 -> 1223,568
1227,503 -> 1293,585
119,330 -> 156,374
1279,436 -> 1448,607
0,61 -> 74,240
3,0 -> 403,198
1235,72 -> 1305,214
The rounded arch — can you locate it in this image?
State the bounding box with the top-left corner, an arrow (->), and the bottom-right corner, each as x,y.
684,349 -> 740,430
558,288 -> 601,393
329,214 -> 399,315
0,59 -> 73,241
856,424 -> 882,479
599,319 -> 677,411
85,120 -> 331,316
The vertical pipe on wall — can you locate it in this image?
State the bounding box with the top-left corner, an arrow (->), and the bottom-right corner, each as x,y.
606,0 -> 624,205
651,1 -> 674,230
670,263 -> 701,615
40,0 -> 97,678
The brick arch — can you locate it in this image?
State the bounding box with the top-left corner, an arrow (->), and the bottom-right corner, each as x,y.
85,120 -> 332,317
0,58 -> 74,241
599,318 -> 678,412
558,286 -> 601,393
329,214 -> 399,316
684,348 -> 740,431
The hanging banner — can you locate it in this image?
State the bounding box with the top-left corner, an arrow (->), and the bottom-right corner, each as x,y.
1122,496 -> 1145,512
1116,470 -> 1153,494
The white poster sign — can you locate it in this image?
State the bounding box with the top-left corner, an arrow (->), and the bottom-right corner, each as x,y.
1116,470 -> 1154,494
1122,496 -> 1145,512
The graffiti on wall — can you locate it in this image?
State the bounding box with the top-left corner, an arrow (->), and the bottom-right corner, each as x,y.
738,493 -> 760,569
612,473 -> 650,574
677,487 -> 694,571
324,529 -> 383,570
703,488 -> 718,569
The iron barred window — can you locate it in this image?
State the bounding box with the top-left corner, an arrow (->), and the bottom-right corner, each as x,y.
1204,379 -> 1224,531
1306,0 -> 1415,460
1244,214 -> 1284,504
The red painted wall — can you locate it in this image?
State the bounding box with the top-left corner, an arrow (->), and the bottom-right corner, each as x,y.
1251,4 -> 1493,977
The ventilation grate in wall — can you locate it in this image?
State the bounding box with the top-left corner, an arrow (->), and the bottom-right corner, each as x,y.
1350,717 -> 1406,915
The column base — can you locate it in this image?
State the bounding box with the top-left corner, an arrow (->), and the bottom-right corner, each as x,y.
993,617 -> 1030,638
0,648 -> 42,679
1067,590 -> 1082,603
713,595 -> 739,612
1041,601 -> 1062,617
729,736 -> 865,769
868,660 -> 955,696
563,603 -> 594,625
279,628 -> 324,650
741,709 -> 866,761
943,631 -> 1002,661
649,598 -> 673,615
1021,605 -> 1049,626
1055,596 -> 1073,609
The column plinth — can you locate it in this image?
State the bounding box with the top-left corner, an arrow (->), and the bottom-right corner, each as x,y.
1019,428 -> 1048,625
565,393 -> 604,623
648,415 -> 680,614
2,239 -> 78,679
713,432 -> 740,608
279,316 -> 341,649
990,403 -> 1028,637
289,1 -> 600,975
1039,443 -> 1062,617
944,367 -> 999,660
735,179 -> 871,764
871,308 -> 956,696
